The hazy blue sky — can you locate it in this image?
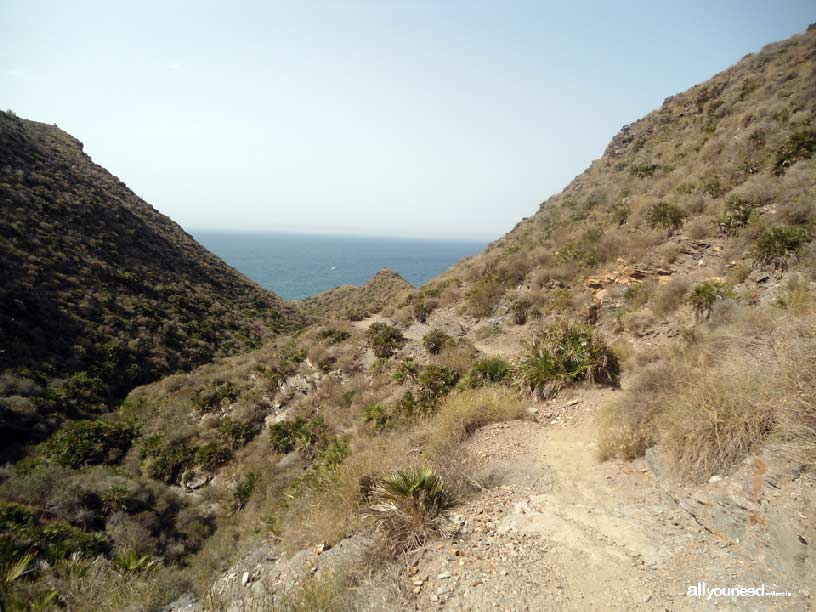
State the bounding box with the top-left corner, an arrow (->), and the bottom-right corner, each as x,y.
2,1 -> 814,239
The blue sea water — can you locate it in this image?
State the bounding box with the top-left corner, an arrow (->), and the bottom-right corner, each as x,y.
192,231 -> 488,300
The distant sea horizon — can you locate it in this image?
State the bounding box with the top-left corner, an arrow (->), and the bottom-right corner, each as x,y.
191,229 -> 489,300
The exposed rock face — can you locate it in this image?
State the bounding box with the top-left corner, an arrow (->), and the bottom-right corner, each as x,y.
210,535 -> 372,611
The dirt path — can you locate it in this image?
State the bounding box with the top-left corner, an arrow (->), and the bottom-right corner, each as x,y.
405,389 -> 801,611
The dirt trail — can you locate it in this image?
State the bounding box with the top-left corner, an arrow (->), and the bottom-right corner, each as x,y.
405,389 -> 801,611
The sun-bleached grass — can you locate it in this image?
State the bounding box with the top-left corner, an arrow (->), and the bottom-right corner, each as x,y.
426,387 -> 526,456
598,306 -> 816,481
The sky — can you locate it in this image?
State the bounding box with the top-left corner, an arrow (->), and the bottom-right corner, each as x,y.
2,1 -> 814,240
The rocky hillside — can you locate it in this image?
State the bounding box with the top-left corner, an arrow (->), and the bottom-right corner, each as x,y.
0,112 -> 301,454
297,268 -> 413,322
417,24 -> 815,330
1,25 -> 815,612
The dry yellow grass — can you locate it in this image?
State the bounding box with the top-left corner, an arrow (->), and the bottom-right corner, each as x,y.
426,387 -> 527,456
599,307 -> 816,481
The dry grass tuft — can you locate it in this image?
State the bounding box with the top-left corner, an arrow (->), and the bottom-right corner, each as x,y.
426,387 -> 526,456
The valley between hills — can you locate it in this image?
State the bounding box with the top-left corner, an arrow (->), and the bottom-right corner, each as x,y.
1,24 -> 816,612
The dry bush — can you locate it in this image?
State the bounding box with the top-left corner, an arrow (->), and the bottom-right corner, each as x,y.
426,388 -> 525,457
432,339 -> 479,375
621,309 -> 655,335
278,433 -> 416,550
657,351 -> 776,481
652,277 -> 691,317
599,307 -> 816,481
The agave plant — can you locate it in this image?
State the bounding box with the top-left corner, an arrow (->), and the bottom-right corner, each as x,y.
367,467 -> 455,554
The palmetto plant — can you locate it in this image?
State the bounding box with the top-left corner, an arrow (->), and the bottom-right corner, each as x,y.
366,467 -> 455,554
1,552 -> 36,608
517,320 -> 619,399
688,280 -> 731,318
113,549 -> 154,573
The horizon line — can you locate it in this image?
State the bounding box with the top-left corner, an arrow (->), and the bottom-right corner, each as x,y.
186,226 -> 496,243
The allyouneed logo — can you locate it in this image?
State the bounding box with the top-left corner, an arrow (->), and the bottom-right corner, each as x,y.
687,582 -> 792,600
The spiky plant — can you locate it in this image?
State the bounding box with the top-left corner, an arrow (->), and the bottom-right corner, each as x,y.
752,226 -> 810,269
1,552 -> 35,607
688,280 -> 731,318
366,467 -> 455,554
465,357 -> 513,388
113,549 -> 153,573
422,330 -> 452,355
517,320 -> 619,399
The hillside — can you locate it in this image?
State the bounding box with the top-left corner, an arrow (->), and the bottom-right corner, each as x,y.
0,111 -> 301,455
297,268 -> 414,322
1,25 -> 815,612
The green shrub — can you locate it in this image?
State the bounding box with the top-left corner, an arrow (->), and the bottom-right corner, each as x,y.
192,380 -> 239,412
316,328 -> 351,345
464,357 -> 513,388
366,323 -> 405,358
366,467 -> 454,554
231,472 -> 258,512
269,416 -> 327,455
700,175 -> 724,198
391,357 -> 420,384
773,128 -> 816,174
412,301 -> 433,323
100,486 -> 143,514
113,549 -> 154,573
752,226 -> 810,268
416,366 -> 459,410
361,403 -> 391,430
140,435 -> 195,483
194,441 -> 231,471
48,420 -> 140,468
629,163 -> 659,178
422,330 -> 452,355
688,280 -> 731,318
517,320 -> 619,399
719,196 -> 755,234
0,502 -> 108,564
510,298 -> 531,325
218,418 -> 258,448
646,201 -> 686,232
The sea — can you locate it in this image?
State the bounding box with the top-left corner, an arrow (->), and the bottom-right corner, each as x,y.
192,230 -> 489,300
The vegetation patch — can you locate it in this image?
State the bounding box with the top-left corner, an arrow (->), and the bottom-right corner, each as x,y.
752,226 -> 810,268
48,420 -> 140,468
0,502 -> 108,564
366,466 -> 455,554
646,201 -> 686,232
517,320 -> 619,399
269,416 -> 328,456
464,357 -> 513,388
422,330 -> 452,355
427,388 -> 525,455
688,280 -> 732,318
773,128 -> 816,174
366,323 -> 405,358
192,380 -> 239,412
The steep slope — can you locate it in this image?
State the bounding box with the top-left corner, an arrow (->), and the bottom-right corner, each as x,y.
0,111 -> 301,453
420,24 -> 815,324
